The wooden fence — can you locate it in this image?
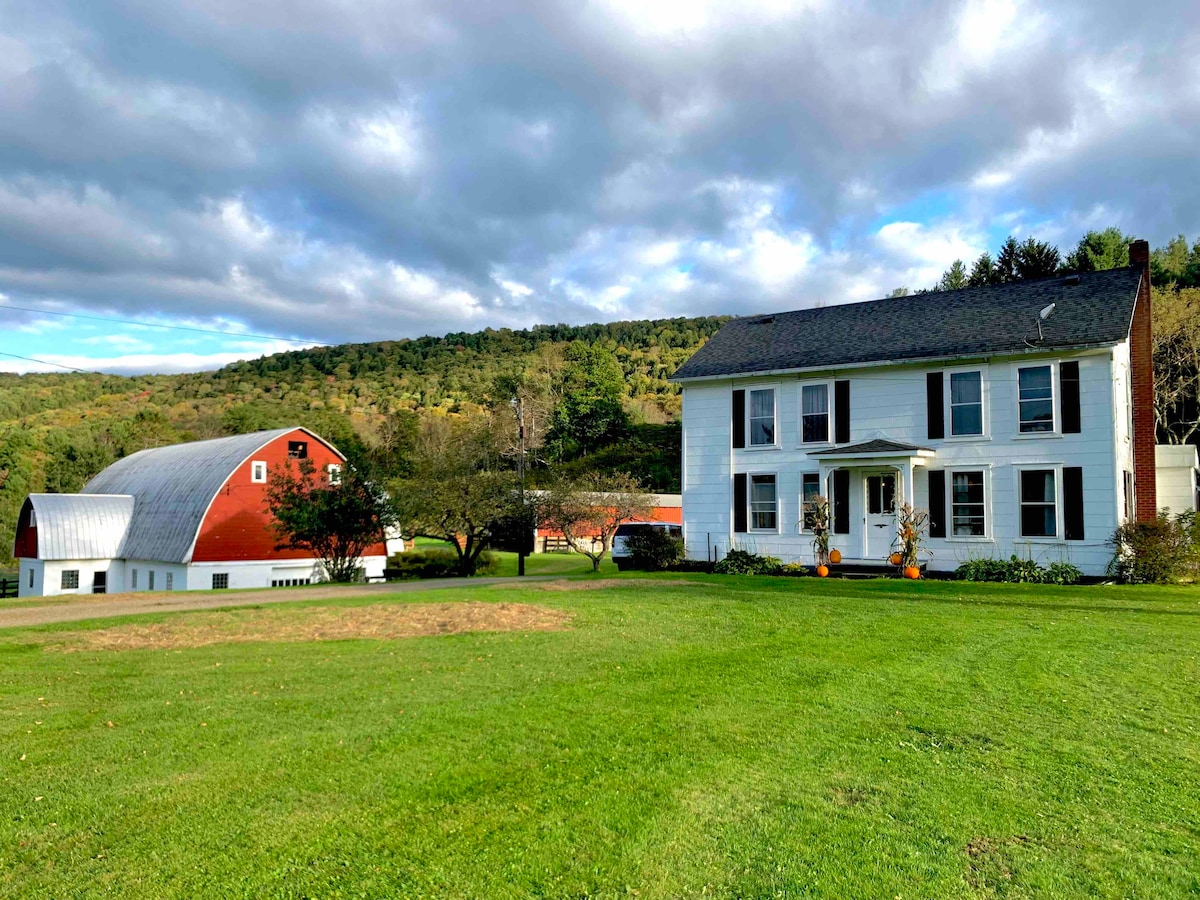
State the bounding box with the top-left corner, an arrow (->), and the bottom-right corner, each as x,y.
0,578 -> 17,599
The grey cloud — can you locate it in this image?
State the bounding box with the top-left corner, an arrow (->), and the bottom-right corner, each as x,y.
0,0 -> 1198,357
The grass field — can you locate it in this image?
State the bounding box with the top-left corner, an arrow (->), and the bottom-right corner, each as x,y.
1,576 -> 1198,897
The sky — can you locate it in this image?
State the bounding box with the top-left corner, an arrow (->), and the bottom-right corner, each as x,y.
1,0 -> 1199,375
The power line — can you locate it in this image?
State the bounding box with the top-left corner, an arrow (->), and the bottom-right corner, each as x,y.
0,350 -> 95,373
0,302 -> 330,346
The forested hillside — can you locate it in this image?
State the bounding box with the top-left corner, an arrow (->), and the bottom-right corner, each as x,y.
0,317 -> 728,563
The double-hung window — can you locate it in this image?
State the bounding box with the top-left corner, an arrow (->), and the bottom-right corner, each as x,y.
748,389 -> 776,447
801,473 -> 821,531
801,384 -> 830,443
951,471 -> 986,536
1019,469 -> 1057,537
949,371 -> 983,436
1018,366 -> 1054,433
749,474 -> 778,531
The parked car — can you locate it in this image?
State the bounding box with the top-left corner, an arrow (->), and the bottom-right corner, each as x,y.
611,522 -> 682,570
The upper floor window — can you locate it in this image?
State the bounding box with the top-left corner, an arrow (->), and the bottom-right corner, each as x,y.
1019,469 -> 1057,537
949,371 -> 983,436
327,463 -> 343,485
288,440 -> 308,459
749,474 -> 778,531
801,383 -> 830,443
1018,366 -> 1054,433
749,389 -> 776,446
251,461 -> 268,483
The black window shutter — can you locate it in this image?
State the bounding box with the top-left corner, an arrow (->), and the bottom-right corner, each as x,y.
926,372 -> 944,440
928,470 -> 947,538
1060,361 -> 1081,434
1064,466 -> 1085,540
832,469 -> 850,534
732,389 -> 746,449
835,380 -> 851,444
733,473 -> 748,533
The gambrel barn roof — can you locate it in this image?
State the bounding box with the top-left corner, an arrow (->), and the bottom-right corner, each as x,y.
671,267 -> 1143,381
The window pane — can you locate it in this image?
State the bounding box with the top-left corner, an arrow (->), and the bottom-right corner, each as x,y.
1019,399 -> 1054,432
751,419 -> 775,445
802,384 -> 829,415
802,414 -> 828,443
750,478 -> 775,504
1021,505 -> 1056,537
950,372 -> 981,405
952,472 -> 984,504
1019,366 -> 1052,399
952,513 -> 985,536
750,389 -> 773,418
1021,470 -> 1055,503
951,403 -> 983,436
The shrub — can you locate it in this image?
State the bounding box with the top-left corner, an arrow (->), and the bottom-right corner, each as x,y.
955,555 -> 1081,585
779,562 -> 810,577
1108,511 -> 1200,584
713,549 -> 783,575
623,528 -> 685,571
665,559 -> 716,574
385,548 -> 499,580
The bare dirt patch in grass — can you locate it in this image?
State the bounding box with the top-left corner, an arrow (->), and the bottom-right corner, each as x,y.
39,601 -> 571,652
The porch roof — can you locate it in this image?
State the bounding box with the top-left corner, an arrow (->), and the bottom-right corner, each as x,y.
806,439 -> 936,461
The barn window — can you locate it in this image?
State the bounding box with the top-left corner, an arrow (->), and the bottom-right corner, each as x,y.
62,570 -> 79,590
288,441 -> 308,459
148,571 -> 155,591
212,573 -> 229,590
327,463 -> 342,485
251,461 -> 268,483
166,572 -> 173,591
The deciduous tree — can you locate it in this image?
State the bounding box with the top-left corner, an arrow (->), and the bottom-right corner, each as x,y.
537,472 -> 653,571
265,459 -> 396,583
389,417 -> 517,576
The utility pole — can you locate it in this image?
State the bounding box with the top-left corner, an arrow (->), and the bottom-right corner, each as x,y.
513,396 -> 527,577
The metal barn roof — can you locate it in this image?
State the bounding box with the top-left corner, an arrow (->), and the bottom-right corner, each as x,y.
82,428 -> 320,564
24,493 -> 135,561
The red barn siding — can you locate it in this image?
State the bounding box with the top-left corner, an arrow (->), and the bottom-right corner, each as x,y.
191,429 -> 386,563
14,501 -> 36,558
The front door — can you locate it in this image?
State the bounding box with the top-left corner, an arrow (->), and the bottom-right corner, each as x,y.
864,473 -> 897,560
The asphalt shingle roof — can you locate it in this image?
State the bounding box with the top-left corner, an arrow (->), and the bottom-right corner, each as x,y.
671,267 -> 1143,381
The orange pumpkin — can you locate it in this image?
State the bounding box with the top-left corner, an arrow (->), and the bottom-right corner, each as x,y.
829,549 -> 842,564
889,552 -> 903,566
816,565 -> 829,578
904,566 -> 920,580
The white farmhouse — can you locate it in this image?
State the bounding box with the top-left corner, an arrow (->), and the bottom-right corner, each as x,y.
671,241 -> 1161,576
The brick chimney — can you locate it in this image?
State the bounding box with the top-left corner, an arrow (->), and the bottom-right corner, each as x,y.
1129,239 -> 1156,521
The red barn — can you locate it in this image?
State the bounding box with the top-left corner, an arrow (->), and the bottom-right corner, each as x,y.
13,428 -> 388,597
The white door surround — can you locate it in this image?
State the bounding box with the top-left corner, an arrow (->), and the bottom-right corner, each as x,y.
864,470 -> 899,560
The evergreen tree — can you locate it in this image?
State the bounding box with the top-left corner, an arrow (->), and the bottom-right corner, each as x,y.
1014,237 -> 1061,280
995,236 -> 1021,283
937,259 -> 968,291
967,252 -> 999,287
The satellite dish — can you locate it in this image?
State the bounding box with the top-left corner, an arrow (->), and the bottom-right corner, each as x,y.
1039,302 -> 1056,320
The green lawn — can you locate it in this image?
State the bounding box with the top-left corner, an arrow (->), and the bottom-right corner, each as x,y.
1,577 -> 1199,897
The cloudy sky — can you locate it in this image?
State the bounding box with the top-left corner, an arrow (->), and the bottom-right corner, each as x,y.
1,0 -> 1198,374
